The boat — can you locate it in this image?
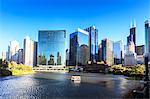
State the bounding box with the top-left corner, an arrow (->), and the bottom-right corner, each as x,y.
71,75 -> 81,83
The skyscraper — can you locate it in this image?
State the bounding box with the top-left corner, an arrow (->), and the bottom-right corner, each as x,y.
113,41 -> 123,64
84,26 -> 98,63
38,30 -> 66,66
8,40 -> 20,62
101,38 -> 114,66
145,20 -> 150,55
69,28 -> 89,66
127,21 -> 136,48
23,36 -> 37,66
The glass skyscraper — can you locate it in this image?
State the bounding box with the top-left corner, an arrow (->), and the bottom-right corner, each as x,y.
38,30 -> 66,66
113,41 -> 123,64
84,26 -> 98,63
145,20 -> 150,54
69,28 -> 89,66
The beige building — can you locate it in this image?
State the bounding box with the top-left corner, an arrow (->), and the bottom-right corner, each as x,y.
23,36 -> 37,66
8,40 -> 20,62
102,38 -> 114,66
124,41 -> 137,66
2,51 -> 6,61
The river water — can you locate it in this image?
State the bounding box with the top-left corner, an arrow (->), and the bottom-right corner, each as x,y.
0,72 -> 142,99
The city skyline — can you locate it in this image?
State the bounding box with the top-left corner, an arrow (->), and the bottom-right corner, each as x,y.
0,0 -> 150,58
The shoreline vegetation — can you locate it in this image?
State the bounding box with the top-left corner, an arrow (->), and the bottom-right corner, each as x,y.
108,64 -> 145,80
0,59 -> 145,80
0,60 -> 34,76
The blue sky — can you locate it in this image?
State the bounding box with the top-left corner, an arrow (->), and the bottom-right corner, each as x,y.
0,0 -> 150,57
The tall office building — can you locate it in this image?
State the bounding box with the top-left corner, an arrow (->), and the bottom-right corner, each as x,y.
145,20 -> 150,56
127,21 -> 136,46
23,36 -> 37,66
101,38 -> 114,66
84,26 -> 98,62
113,41 -> 123,64
18,49 -> 23,64
8,40 -> 20,62
136,45 -> 144,64
38,30 -> 66,66
69,28 -> 89,66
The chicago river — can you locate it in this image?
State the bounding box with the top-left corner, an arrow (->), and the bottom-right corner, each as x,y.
0,72 -> 142,99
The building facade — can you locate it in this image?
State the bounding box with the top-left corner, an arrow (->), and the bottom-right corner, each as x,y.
136,45 -> 145,55
145,20 -> 150,57
101,38 -> 114,66
113,41 -> 123,64
8,40 -> 20,62
136,45 -> 145,64
124,41 -> 137,66
2,51 -> 6,61
18,49 -> 23,64
84,26 -> 98,63
69,28 -> 89,66
98,43 -> 102,62
23,36 -> 37,66
127,21 -> 136,47
38,30 -> 66,66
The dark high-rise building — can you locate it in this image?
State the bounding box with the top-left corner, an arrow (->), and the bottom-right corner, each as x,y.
38,30 -> 66,66
69,28 -> 89,66
84,26 -> 98,63
127,21 -> 136,47
136,45 -> 145,55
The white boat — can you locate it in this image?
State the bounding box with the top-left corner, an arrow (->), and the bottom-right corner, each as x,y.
71,75 -> 81,83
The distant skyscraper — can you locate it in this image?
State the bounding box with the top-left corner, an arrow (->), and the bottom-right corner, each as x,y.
38,30 -> 66,66
2,51 -> 6,61
101,38 -> 114,66
69,28 -> 89,66
18,49 -> 23,64
145,20 -> 150,55
8,40 -> 20,62
23,36 -> 37,66
127,21 -> 136,50
113,41 -> 123,64
84,26 -> 98,63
